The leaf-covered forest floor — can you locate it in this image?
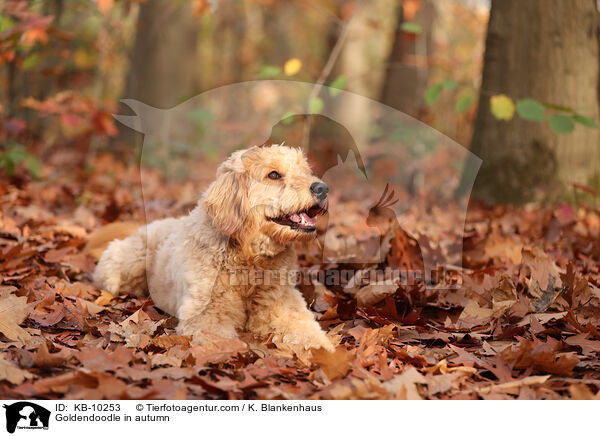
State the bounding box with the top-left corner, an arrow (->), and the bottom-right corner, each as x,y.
1,153 -> 600,400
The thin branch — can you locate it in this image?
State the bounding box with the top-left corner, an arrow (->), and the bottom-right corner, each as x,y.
308,5 -> 358,103
302,2 -> 360,146
295,0 -> 344,25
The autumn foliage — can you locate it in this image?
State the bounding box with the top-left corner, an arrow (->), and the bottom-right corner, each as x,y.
2,0 -> 600,401
1,154 -> 599,400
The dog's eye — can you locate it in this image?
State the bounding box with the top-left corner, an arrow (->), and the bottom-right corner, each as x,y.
267,171 -> 282,180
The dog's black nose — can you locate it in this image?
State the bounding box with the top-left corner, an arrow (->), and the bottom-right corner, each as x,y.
310,182 -> 329,201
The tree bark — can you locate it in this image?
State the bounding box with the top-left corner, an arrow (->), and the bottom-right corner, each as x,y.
466,0 -> 600,204
333,0 -> 397,145
118,0 -> 199,148
122,0 -> 199,109
381,0 -> 436,117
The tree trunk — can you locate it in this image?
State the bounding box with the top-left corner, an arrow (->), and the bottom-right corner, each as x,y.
118,0 -> 199,148
333,0 -> 397,145
123,0 -> 199,108
381,0 -> 436,117
466,0 -> 600,204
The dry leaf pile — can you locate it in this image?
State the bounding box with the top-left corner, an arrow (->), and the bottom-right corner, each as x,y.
1,154 -> 600,400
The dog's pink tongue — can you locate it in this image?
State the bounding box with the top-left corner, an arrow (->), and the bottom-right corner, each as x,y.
289,213 -> 317,226
300,212 -> 317,226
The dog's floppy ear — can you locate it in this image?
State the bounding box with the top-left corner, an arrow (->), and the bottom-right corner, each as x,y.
203,164 -> 249,237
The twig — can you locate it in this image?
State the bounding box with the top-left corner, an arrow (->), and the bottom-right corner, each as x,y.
308,8 -> 356,103
302,2 -> 360,147
296,0 -> 344,25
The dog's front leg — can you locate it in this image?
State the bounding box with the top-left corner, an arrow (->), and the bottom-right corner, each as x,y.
177,313 -> 239,345
247,286 -> 334,352
176,281 -> 247,345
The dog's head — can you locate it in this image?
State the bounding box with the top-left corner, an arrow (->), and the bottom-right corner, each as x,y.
203,144 -> 328,247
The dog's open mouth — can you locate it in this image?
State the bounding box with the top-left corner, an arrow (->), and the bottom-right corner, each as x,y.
269,205 -> 325,232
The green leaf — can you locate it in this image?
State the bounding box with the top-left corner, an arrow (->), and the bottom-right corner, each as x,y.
22,54 -> 39,70
258,65 -> 281,79
572,114 -> 598,129
329,75 -> 348,97
7,146 -> 25,164
25,154 -> 40,179
516,98 -> 545,122
401,22 -> 422,34
308,97 -> 324,115
0,15 -> 15,33
443,79 -> 457,91
203,143 -> 218,161
549,114 -> 575,134
2,159 -> 15,177
455,95 -> 473,113
425,83 -> 443,105
187,108 -> 213,125
368,123 -> 384,140
280,111 -> 296,125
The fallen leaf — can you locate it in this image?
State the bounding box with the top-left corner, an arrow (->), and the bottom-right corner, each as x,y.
521,246 -> 563,299
383,367 -> 426,400
152,335 -> 192,349
426,373 -> 462,395
94,291 -> 115,306
33,342 -> 71,368
75,346 -> 132,371
311,346 -> 353,380
564,334 -> 600,356
491,276 -> 518,317
0,294 -> 32,343
189,336 -> 248,366
77,298 -> 105,315
151,354 -> 182,368
502,337 -> 579,375
0,358 -> 33,384
459,300 -> 493,323
356,279 -> 399,307
473,375 -> 550,394
569,383 -> 599,400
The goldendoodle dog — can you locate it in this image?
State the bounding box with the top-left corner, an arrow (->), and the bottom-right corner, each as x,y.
91,144 -> 334,351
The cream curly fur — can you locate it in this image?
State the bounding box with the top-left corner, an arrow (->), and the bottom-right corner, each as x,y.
93,144 -> 334,352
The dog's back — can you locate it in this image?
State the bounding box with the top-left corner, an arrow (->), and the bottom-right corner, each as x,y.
90,217 -> 183,299
87,221 -> 148,296
84,221 -> 141,259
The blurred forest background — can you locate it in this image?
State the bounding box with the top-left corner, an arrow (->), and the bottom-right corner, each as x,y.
2,0 -> 599,205
3,0 -> 600,400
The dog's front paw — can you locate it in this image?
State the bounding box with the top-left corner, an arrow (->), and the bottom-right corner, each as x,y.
310,335 -> 336,353
276,330 -> 335,353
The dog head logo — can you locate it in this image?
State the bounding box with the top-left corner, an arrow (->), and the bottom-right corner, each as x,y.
3,402 -> 50,433
115,80 -> 481,289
